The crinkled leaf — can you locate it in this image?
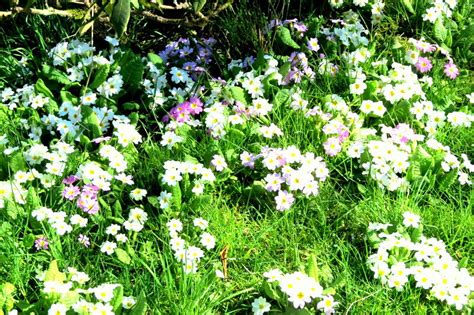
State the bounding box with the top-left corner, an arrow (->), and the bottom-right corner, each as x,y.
59,290 -> 80,308
90,64 -> 110,90
112,285 -> 124,314
438,170 -> 456,191
434,18 -> 447,43
119,51 -> 145,92
273,89 -> 291,108
26,187 -> 41,210
305,253 -> 319,282
230,86 -> 248,106
410,224 -> 423,242
42,64 -> 71,85
9,152 -> 26,172
129,291 -> 147,315
0,282 -> 15,311
189,195 -> 211,211
147,196 -> 160,209
171,184 -> 182,211
23,233 -> 35,248
115,248 -> 131,265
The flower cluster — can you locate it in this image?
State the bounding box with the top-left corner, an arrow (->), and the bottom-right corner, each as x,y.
359,124 -> 425,191
241,146 -> 329,211
407,38 -> 459,80
161,160 -> 216,193
166,217 -> 216,274
422,0 -> 457,23
368,212 -> 474,311
262,269 -> 339,313
19,261 -> 138,314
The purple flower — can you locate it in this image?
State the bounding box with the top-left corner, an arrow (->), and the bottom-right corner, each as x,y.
78,234 -> 90,247
183,61 -> 197,72
338,130 -> 350,142
179,46 -> 194,58
188,96 -> 203,115
293,22 -> 308,33
62,175 -> 80,185
203,37 -> 217,46
415,57 -> 432,73
34,237 -> 49,251
62,185 -> 80,200
444,62 -> 459,79
82,184 -> 100,196
77,195 -> 100,214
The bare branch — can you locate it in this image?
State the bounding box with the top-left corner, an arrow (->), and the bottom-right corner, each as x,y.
0,6 -> 85,19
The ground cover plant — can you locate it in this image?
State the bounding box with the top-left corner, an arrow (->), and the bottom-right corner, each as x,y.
0,0 -> 473,314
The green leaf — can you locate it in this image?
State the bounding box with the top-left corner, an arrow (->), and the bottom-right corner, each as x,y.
111,285 -> 124,314
410,224 -> 423,242
273,89 -> 291,108
35,79 -> 54,99
147,53 -> 163,67
0,282 -> 15,312
189,195 -> 211,211
111,0 -> 131,37
113,200 -> 123,217
230,86 -> 248,105
44,260 -> 66,283
305,254 -> 319,281
278,62 -> 291,78
192,0 -> 206,13
262,281 -> 282,301
322,287 -> 336,296
42,65 -> 71,85
438,171 -> 456,191
284,305 -> 312,315
115,248 -> 131,265
9,152 -> 26,172
60,90 -> 78,104
23,233 -> 35,248
130,0 -> 139,9
5,201 -> 23,220
171,184 -> 182,211
129,291 -> 147,315
90,64 -> 110,90
276,26 -> 300,49
401,0 -> 415,14
26,187 -> 41,210
59,291 -> 81,308
122,102 -> 140,110
434,18 -> 447,43
147,196 -> 160,209
83,107 -> 103,138
119,51 -> 145,92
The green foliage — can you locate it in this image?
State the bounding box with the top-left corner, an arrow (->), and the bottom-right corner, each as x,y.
112,0 -> 132,38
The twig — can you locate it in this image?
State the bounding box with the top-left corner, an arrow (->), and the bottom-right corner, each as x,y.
0,6 -> 85,19
139,10 -> 186,24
